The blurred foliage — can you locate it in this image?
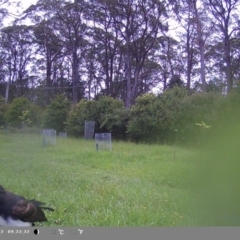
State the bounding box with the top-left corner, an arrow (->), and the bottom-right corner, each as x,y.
5,97 -> 40,128
186,99 -> 240,225
0,96 -> 8,127
43,94 -> 71,133
176,92 -> 222,145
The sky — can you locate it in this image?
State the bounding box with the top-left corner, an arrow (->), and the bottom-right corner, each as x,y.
4,0 -> 37,25
18,0 -> 37,11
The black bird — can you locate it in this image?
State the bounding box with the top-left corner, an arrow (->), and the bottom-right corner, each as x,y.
0,185 -> 54,226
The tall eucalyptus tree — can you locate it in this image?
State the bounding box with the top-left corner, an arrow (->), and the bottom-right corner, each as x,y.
202,0 -> 240,93
0,25 -> 35,102
54,0 -> 89,105
170,0 -> 214,92
21,0 -> 88,105
85,0 -> 126,99
91,0 -> 169,107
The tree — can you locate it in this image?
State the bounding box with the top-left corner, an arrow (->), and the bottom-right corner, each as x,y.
191,0 -> 208,92
21,0 -> 88,105
203,0 -> 240,93
170,0 -> 213,92
19,0 -> 66,105
0,25 -> 35,102
156,35 -> 183,90
32,20 -> 63,103
86,0 -> 123,98
101,0 -> 169,108
54,0 -> 88,105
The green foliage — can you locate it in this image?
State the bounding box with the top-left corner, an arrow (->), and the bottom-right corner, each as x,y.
18,110 -> 33,126
66,96 -> 127,138
65,99 -> 98,137
215,90 -> 240,126
127,90 -> 240,145
156,87 -> 187,129
177,92 -> 222,144
95,96 -> 126,137
188,105 -> 240,225
127,93 -> 157,141
5,97 -> 39,128
43,94 -> 71,132
127,87 -> 187,143
0,96 -> 8,127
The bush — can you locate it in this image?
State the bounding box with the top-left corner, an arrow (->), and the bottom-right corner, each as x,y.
65,99 -> 98,137
127,93 -> 157,142
95,96 -> 126,137
66,96 -> 128,138
5,97 -> 40,128
0,96 -> 8,127
127,87 -> 187,143
43,94 -> 71,133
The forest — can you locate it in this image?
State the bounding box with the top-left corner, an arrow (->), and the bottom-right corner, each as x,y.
1,0 -> 240,104
0,0 -> 240,143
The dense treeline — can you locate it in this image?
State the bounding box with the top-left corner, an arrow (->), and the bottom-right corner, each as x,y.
1,87 -> 240,145
0,0 -> 240,144
0,0 -> 240,107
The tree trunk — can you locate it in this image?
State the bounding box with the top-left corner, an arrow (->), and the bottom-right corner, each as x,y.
132,70 -> 139,103
72,51 -> 79,105
46,57 -> 52,104
5,79 -> 10,104
186,25 -> 192,91
193,0 -> 207,92
125,31 -> 132,108
225,34 -> 232,93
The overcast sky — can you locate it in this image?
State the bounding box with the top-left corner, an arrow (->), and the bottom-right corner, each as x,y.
18,0 -> 37,11
4,0 -> 37,25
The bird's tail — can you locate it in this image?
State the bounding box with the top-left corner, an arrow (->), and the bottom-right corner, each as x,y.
30,199 -> 54,211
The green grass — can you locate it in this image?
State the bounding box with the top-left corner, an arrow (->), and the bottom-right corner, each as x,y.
0,131 -> 201,226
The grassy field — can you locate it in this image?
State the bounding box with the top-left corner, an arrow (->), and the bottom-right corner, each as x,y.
0,131 -> 207,226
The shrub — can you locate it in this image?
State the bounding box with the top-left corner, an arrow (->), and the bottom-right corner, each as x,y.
95,96 -> 126,137
127,93 -> 158,142
127,87 -> 187,143
5,97 -> 39,128
66,96 -> 127,138
0,96 -> 8,127
43,94 -> 71,133
65,99 -> 98,137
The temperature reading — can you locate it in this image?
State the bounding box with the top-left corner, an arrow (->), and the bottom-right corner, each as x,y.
78,229 -> 84,235
0,230 -> 3,234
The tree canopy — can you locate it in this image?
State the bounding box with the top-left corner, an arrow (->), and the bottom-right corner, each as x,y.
0,0 -> 240,107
